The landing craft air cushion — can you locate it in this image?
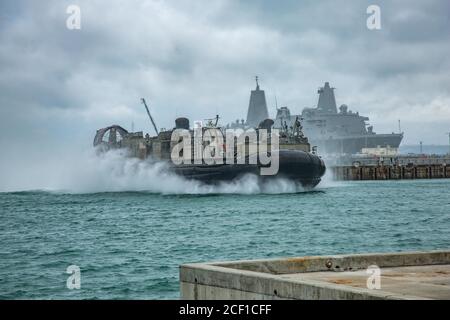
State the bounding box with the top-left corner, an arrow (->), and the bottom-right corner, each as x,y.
93,81 -> 326,188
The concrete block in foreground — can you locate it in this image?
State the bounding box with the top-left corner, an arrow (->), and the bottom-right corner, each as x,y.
179,250 -> 450,300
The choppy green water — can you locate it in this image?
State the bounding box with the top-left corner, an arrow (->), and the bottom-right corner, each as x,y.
1,179 -> 449,299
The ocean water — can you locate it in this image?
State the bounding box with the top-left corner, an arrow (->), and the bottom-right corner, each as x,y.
0,151 -> 449,299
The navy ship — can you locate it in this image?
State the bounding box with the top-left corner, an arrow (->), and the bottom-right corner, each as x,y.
274,82 -> 403,155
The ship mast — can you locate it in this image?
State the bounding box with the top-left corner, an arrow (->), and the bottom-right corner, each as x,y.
447,132 -> 450,155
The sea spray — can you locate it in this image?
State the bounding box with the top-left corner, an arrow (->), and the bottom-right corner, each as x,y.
0,147 -> 314,194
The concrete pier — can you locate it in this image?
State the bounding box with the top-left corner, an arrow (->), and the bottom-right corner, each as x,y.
180,250 -> 450,300
331,164 -> 450,180
327,154 -> 450,180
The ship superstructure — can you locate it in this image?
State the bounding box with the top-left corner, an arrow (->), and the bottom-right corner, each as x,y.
274,82 -> 403,155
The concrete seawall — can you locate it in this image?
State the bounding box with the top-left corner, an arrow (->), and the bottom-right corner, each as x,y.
180,250 -> 450,300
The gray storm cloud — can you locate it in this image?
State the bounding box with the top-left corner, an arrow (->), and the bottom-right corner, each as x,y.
0,0 -> 449,152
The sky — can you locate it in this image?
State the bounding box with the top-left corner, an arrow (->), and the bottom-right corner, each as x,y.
0,0 -> 449,154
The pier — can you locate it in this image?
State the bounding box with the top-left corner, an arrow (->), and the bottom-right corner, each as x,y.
331,164 -> 450,180
328,154 -> 450,180
180,250 -> 450,300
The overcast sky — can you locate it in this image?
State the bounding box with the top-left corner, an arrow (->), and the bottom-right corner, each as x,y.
1,0 -> 449,151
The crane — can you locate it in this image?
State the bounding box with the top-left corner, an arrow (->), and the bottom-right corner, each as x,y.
141,98 -> 159,135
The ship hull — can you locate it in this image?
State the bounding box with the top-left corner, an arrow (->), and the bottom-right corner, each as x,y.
311,133 -> 403,155
170,150 -> 326,188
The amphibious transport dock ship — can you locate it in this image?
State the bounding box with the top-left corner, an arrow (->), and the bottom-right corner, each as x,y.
93,89 -> 326,188
274,82 -> 404,155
